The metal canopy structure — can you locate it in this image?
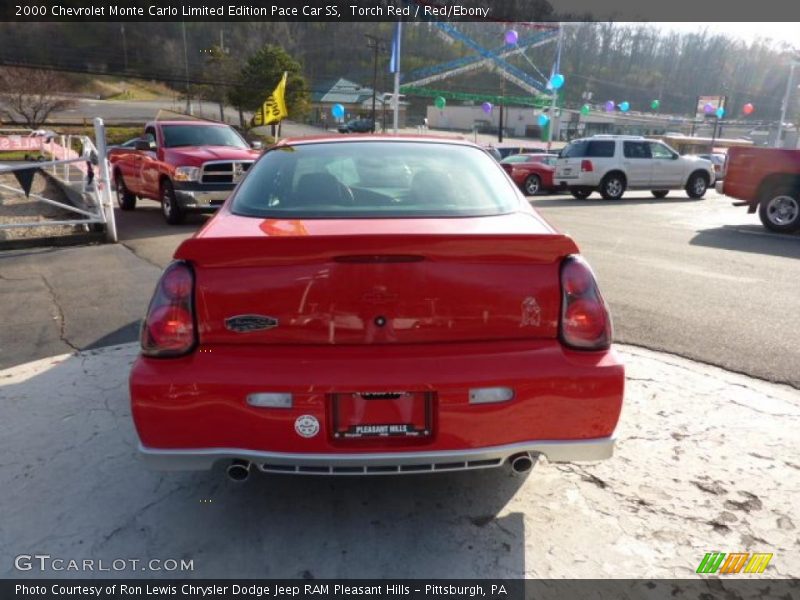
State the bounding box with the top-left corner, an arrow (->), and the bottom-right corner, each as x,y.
401,23 -> 559,98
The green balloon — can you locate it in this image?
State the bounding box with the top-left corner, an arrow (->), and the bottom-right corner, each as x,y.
434,96 -> 446,109
651,99 -> 660,110
580,104 -> 591,116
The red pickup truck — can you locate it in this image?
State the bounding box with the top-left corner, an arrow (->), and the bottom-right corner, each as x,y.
110,120 -> 261,224
717,146 -> 800,233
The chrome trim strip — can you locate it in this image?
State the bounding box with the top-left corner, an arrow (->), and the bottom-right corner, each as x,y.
138,437 -> 615,474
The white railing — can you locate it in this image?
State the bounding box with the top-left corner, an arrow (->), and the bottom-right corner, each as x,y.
0,118 -> 117,242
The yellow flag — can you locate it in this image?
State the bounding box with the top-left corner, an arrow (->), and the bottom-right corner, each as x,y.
252,72 -> 288,126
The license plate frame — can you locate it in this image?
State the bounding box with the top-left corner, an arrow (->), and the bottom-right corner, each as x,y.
331,391 -> 433,439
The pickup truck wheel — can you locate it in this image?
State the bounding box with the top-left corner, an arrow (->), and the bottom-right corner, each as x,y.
759,186 -> 800,233
685,172 -> 708,199
651,190 -> 669,199
523,174 -> 541,196
161,181 -> 185,225
599,173 -> 626,200
115,175 -> 136,211
570,189 -> 591,200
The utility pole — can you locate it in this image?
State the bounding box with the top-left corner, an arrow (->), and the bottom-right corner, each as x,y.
365,34 -> 382,132
776,61 -> 798,148
498,76 -> 505,143
181,22 -> 192,115
120,25 -> 128,71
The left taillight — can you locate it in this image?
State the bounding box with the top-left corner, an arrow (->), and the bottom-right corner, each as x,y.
140,261 -> 196,357
559,255 -> 612,350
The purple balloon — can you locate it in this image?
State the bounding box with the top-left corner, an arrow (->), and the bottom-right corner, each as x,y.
604,100 -> 615,112
481,102 -> 493,114
505,30 -> 518,45
703,103 -> 714,114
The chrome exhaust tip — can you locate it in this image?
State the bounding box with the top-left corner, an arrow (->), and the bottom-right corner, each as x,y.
226,459 -> 251,482
509,452 -> 534,476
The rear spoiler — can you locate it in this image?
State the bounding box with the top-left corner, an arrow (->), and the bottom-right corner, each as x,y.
175,234 -> 581,268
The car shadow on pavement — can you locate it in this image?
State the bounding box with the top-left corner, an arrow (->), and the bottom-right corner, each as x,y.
690,225 -> 800,259
0,346 -> 527,579
531,195 -> 699,208
84,321 -> 142,350
114,204 -> 209,243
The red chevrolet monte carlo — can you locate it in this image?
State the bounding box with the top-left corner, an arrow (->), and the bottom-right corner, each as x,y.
129,136 -> 624,479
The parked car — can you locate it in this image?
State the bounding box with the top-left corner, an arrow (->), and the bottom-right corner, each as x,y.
130,136 -> 624,479
555,135 -> 715,200
698,153 -> 727,180
338,118 -> 375,134
496,145 -> 547,159
500,153 -> 559,195
716,146 -> 800,232
109,120 -> 261,224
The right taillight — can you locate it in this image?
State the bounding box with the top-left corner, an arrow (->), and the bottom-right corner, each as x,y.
581,159 -> 593,172
560,255 -> 612,350
140,261 -> 196,357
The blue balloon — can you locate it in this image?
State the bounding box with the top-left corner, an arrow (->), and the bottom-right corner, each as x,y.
537,114 -> 550,127
331,103 -> 345,119
715,107 -> 725,118
550,73 -> 565,90
619,101 -> 630,112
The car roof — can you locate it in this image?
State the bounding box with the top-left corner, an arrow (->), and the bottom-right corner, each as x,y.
150,120 -> 230,127
274,134 -> 473,148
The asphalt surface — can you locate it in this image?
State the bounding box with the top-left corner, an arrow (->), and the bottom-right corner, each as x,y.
1,183 -> 798,386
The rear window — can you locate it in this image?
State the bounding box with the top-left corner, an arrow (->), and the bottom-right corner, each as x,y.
561,140 -> 615,158
231,141 -> 520,219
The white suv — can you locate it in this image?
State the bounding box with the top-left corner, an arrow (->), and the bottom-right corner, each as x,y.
555,135 -> 715,200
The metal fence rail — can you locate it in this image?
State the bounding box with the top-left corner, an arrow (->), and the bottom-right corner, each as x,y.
0,118 -> 117,242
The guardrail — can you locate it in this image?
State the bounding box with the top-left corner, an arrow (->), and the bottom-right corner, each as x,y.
0,118 -> 117,243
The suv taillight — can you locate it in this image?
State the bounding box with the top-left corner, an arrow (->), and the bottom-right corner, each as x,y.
580,159 -> 593,172
560,255 -> 612,350
140,261 -> 196,357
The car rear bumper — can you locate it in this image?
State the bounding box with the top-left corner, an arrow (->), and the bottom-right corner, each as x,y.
138,436 -> 615,474
130,340 -> 625,470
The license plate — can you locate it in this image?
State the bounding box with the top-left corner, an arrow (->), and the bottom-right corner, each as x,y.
562,168 -> 572,175
331,392 -> 432,439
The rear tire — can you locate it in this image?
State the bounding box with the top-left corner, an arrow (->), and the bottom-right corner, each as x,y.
685,172 -> 709,199
651,190 -> 669,199
161,180 -> 185,225
599,173 -> 626,200
570,189 -> 591,200
758,185 -> 800,233
523,174 -> 541,196
115,173 -> 136,211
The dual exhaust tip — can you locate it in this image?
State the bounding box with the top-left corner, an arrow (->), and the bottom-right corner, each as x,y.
225,453 -> 535,480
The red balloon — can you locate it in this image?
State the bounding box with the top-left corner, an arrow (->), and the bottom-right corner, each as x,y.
742,103 -> 755,115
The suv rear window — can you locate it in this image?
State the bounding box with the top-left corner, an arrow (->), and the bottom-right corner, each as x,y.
231,141 -> 520,219
561,140 -> 615,158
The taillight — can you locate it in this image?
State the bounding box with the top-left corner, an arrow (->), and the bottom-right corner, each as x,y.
560,255 -> 612,350
140,261 -> 196,357
581,160 -> 593,172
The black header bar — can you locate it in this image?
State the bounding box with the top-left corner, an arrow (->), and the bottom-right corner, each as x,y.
3,0 -> 800,22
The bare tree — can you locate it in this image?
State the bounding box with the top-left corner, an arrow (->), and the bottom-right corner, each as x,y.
0,67 -> 74,128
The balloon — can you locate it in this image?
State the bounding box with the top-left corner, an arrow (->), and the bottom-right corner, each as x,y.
505,30 -> 518,45
715,107 -> 725,118
743,102 -> 754,115
550,73 -> 565,90
537,114 -> 550,127
481,102 -> 493,114
331,103 -> 344,119
703,103 -> 714,114
604,100 -> 615,112
619,101 -> 630,112
434,96 -> 446,110
580,104 -> 591,116
651,99 -> 660,110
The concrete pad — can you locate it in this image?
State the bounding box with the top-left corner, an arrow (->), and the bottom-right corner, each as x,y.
0,344 -> 797,579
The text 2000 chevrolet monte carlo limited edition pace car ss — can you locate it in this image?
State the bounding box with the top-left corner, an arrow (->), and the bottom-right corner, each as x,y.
129,136 -> 624,479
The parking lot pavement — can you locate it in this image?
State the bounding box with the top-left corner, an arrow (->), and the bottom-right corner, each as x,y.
1,343 -> 797,579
